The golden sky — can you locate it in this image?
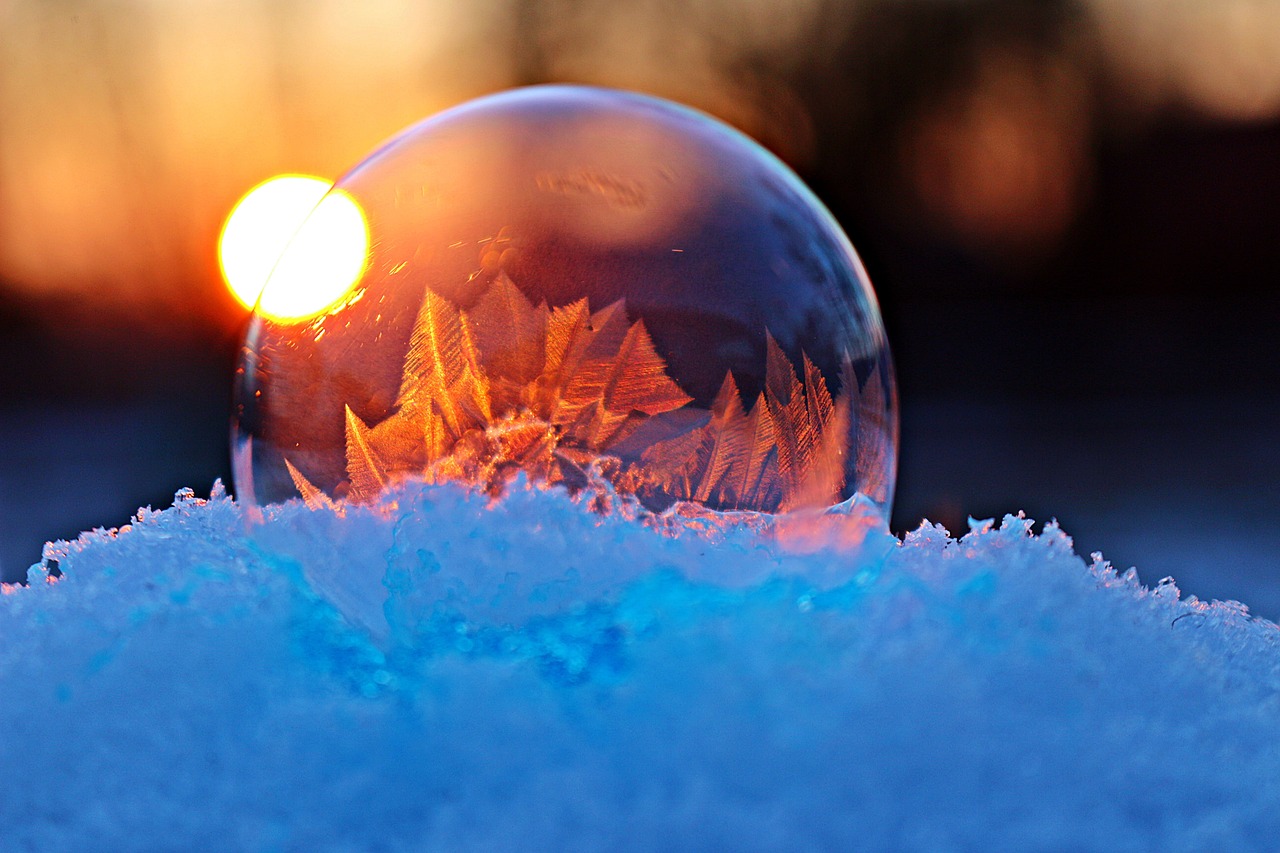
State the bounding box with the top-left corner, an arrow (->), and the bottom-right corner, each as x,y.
2,0 -> 1278,326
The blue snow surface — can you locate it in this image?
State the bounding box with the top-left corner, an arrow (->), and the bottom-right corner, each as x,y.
2,478 -> 1279,852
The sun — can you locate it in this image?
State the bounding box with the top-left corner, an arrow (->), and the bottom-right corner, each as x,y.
218,174 -> 369,322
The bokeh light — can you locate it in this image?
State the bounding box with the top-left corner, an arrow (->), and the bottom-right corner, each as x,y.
1091,0 -> 1280,120
219,175 -> 369,322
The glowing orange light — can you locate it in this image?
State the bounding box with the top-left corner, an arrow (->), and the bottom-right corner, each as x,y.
218,174 -> 369,322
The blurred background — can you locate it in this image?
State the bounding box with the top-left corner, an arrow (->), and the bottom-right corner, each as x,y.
2,0 -> 1278,615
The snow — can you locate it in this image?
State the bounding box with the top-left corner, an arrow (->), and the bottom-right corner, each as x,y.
2,479 -> 1279,851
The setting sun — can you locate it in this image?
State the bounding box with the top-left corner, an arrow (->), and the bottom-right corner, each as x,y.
218,174 -> 369,322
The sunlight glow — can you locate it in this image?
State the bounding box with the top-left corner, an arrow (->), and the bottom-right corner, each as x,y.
219,174 -> 369,321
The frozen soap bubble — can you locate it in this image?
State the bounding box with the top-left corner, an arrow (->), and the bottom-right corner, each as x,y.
232,86 -> 897,516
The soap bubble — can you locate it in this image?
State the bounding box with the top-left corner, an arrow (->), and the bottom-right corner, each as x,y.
232,86 -> 897,516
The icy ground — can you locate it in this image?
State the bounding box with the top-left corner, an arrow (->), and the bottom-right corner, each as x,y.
2,481 -> 1279,851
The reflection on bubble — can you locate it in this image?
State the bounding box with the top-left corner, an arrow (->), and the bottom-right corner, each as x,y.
233,86 -> 897,516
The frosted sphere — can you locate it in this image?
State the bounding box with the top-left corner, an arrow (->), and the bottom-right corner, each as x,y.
232,86 -> 897,516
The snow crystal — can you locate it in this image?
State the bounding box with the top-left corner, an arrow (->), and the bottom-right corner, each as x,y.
2,479 -> 1278,851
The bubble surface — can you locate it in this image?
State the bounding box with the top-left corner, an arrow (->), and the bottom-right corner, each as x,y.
233,85 -> 897,514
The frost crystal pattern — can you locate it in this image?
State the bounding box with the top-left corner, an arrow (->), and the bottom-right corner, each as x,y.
234,86 -> 897,515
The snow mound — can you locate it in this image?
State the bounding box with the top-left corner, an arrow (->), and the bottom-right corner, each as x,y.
2,480 -> 1279,851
